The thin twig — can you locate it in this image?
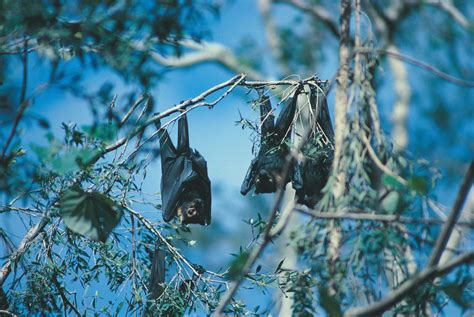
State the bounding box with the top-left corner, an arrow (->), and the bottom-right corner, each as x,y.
356,48 -> 474,87
429,0 -> 472,30
274,0 -> 339,37
427,161 -> 474,267
345,251 -> 474,316
1,39 -> 28,159
361,134 -> 408,186
0,215 -> 50,286
119,94 -> 149,128
296,207 -> 474,228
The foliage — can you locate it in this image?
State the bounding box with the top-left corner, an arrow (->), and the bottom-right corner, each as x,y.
0,0 -> 473,316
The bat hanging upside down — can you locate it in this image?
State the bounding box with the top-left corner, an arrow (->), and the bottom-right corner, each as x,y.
156,113 -> 211,225
240,86 -> 303,195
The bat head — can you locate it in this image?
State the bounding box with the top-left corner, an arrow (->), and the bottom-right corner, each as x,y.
254,169 -> 276,193
176,187 -> 207,225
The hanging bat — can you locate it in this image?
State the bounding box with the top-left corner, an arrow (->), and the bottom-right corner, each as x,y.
156,114 -> 211,225
241,87 -> 303,195
296,85 -> 334,207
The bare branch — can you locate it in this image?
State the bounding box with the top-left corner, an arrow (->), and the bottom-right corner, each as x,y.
439,188 -> 474,265
429,0 -> 472,30
345,251 -> 474,316
386,44 -> 411,152
361,135 -> 408,186
356,48 -> 474,87
1,39 -> 28,159
275,0 -> 339,38
296,207 -> 474,228
132,39 -> 265,81
332,0 -> 352,195
119,93 -> 149,128
428,161 -> 474,267
0,215 -> 50,286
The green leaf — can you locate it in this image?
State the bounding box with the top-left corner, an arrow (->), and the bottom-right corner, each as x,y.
226,251 -> 250,280
51,148 -> 98,174
382,174 -> 404,189
59,185 -> 123,242
274,258 -> 285,274
82,123 -> 118,142
408,176 -> 429,194
381,191 -> 400,214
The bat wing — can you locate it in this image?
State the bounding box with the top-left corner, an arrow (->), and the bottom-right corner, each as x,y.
161,155 -> 193,222
258,92 -> 275,137
274,86 -> 302,138
188,149 -> 212,225
177,113 -> 190,153
240,158 -> 258,195
156,117 -> 183,221
310,86 -> 334,140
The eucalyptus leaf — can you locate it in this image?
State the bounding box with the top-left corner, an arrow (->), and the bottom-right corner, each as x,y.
382,174 -> 404,189
59,185 -> 123,242
381,191 -> 400,214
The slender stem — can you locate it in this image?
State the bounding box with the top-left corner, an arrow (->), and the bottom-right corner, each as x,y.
296,207 -> 474,228
345,251 -> 474,317
427,161 -> 474,267
1,39 -> 29,159
356,48 -> 474,87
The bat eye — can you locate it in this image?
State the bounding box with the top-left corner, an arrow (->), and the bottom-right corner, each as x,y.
187,208 -> 197,217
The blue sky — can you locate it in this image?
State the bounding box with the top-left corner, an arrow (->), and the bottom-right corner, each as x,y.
1,0 -> 472,315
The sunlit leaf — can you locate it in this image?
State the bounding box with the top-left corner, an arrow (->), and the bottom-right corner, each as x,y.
381,191 -> 400,214
59,185 -> 123,242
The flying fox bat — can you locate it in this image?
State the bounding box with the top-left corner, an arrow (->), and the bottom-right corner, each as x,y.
296,85 -> 334,207
156,114 -> 211,225
241,87 -> 303,195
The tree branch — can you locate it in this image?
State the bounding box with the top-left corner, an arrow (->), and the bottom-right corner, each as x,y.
296,207 -> 474,228
1,39 -> 28,159
0,215 -> 50,286
274,0 -> 339,38
427,161 -> 474,267
429,0 -> 472,31
345,251 -> 474,316
356,48 -> 474,87
132,39 -> 265,81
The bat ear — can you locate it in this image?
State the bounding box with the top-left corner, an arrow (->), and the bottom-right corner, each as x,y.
258,90 -> 275,136
275,85 -> 302,138
177,113 -> 190,152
